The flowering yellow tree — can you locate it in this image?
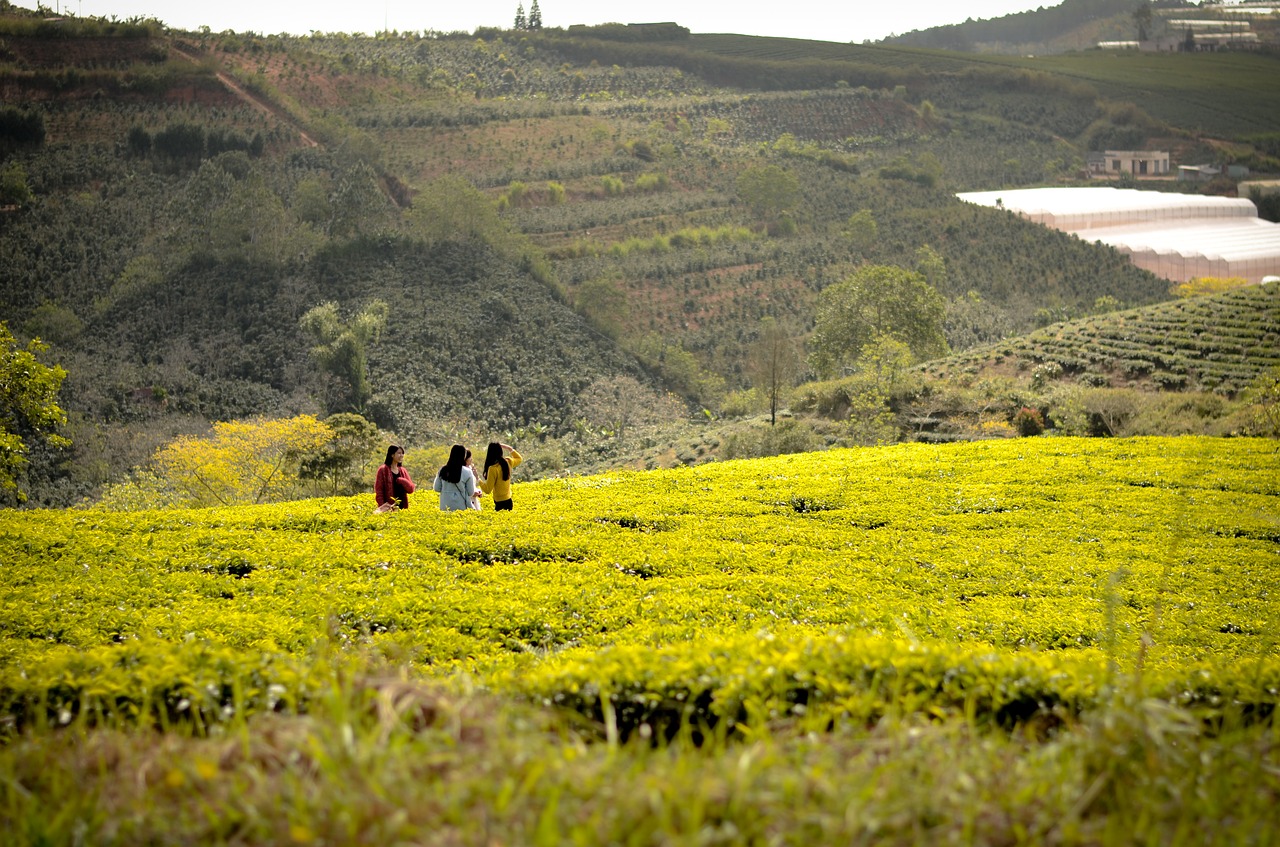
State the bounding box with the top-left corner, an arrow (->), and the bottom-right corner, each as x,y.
1171,277 -> 1248,298
155,415 -> 333,507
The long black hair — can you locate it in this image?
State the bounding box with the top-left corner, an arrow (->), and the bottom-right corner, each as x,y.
483,441 -> 509,481
439,444 -> 467,484
383,445 -> 402,467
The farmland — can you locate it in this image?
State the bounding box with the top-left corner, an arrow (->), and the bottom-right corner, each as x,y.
925,280 -> 1280,396
7,8 -> 1280,505
2,437 -> 1278,842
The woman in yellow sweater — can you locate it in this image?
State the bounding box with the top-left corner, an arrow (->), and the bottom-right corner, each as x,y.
479,441 -> 522,511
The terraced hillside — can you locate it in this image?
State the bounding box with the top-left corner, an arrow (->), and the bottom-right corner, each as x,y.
924,281 -> 1280,396
1,6 -> 1278,505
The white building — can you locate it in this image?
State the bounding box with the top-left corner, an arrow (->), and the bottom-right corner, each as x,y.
1094,150 -> 1171,177
956,186 -> 1280,284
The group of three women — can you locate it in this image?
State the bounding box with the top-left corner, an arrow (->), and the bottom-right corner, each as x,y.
375,442 -> 521,513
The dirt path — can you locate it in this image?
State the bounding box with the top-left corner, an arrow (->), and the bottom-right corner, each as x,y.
168,40 -> 318,148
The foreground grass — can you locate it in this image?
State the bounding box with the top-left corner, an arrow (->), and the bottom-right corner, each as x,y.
1,437 -> 1277,843
3,679 -> 1276,846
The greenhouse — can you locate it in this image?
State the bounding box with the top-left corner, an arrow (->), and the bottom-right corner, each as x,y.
957,187 -> 1280,283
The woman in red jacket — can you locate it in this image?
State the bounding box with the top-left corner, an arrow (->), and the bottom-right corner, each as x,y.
374,445 -> 415,511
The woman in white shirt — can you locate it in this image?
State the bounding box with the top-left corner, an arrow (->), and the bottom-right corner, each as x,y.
432,444 -> 477,511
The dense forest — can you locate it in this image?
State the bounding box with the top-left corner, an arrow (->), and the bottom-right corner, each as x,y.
1,0 -> 1278,506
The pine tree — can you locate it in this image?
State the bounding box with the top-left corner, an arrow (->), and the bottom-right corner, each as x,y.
514,3 -> 526,30
528,0 -> 542,30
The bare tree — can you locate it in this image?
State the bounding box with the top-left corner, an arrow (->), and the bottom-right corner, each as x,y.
747,317 -> 800,426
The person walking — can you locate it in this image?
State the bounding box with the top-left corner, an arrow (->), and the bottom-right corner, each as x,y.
374,445 -> 415,511
479,441 -> 522,511
433,444 -> 477,511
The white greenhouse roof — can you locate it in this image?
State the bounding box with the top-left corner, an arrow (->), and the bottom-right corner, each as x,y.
957,187 -> 1280,283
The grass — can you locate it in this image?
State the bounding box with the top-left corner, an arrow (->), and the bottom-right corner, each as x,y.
3,684 -> 1276,845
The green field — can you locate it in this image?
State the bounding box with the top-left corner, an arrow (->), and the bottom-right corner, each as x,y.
928,280 -> 1280,396
2,437 -> 1278,843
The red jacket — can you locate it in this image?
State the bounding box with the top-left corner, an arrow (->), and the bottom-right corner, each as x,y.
375,464 -> 416,509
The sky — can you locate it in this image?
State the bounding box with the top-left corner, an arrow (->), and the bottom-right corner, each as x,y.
12,0 -> 1063,43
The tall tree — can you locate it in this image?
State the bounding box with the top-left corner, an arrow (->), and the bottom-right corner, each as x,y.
809,265 -> 947,378
514,3 -> 527,30
0,322 -> 69,504
300,301 -> 389,413
1133,1 -> 1153,41
747,317 -> 800,426
528,0 -> 543,30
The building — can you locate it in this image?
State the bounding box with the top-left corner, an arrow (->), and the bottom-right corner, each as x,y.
1177,164 -> 1221,182
956,186 -> 1280,284
1089,150 -> 1171,178
1239,180 -> 1280,201
1161,19 -> 1259,51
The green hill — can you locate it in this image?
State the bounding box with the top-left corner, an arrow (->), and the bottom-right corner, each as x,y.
884,0 -> 1280,56
1,7 -> 1278,504
926,281 -> 1280,397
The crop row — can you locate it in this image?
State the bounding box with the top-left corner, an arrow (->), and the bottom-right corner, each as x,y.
945,283 -> 1280,394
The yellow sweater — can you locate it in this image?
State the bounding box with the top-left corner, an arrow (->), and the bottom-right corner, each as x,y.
479,449 -> 522,502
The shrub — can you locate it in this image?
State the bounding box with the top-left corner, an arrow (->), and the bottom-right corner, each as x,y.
721,420 -> 821,460
1031,361 -> 1064,388
1012,406 -> 1045,436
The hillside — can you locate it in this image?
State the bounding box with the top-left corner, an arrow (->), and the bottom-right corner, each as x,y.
884,0 -> 1280,55
1,5 -> 1279,505
925,281 -> 1280,397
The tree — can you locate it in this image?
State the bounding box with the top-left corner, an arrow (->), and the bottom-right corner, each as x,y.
0,162 -> 33,209
1171,277 -> 1248,298
809,265 -> 947,379
514,3 -> 527,30
0,323 -> 69,504
914,244 -> 948,294
154,415 -> 334,507
944,291 -> 1013,352
209,178 -> 318,266
747,317 -> 800,426
0,106 -> 45,154
1133,1 -> 1153,41
736,164 -> 800,230
405,174 -> 507,246
1241,366 -> 1280,437
152,122 -> 205,165
299,413 -> 381,495
528,0 -> 542,30
328,162 -> 394,238
845,209 -> 878,254
300,301 -> 389,413
580,375 -> 677,445
856,334 -> 914,394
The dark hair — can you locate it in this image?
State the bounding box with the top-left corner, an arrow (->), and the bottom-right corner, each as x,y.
483,441 -> 510,481
439,444 -> 467,484
383,445 -> 402,467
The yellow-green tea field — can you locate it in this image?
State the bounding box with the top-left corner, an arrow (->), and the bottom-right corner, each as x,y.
2,436 -> 1276,734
